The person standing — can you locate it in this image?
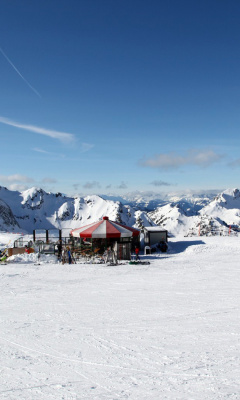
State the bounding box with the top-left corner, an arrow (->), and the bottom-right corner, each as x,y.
62,247 -> 67,264
57,240 -> 62,262
25,245 -> 30,254
135,246 -> 140,261
67,247 -> 72,264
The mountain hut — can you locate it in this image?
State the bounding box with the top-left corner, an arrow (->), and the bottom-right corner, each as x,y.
70,216 -> 140,260
144,226 -> 168,247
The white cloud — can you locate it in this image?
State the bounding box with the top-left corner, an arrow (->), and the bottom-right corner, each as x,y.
140,149 -> 223,170
8,183 -> 30,191
0,174 -> 34,183
190,149 -> 221,166
0,116 -> 75,143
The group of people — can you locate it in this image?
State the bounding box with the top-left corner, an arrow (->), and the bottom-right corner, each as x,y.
56,241 -> 142,264
57,241 -> 74,264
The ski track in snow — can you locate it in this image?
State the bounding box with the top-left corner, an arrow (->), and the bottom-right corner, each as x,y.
0,236 -> 240,399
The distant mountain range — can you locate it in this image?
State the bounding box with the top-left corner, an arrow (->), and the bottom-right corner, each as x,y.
101,190 -> 218,212
0,186 -> 239,238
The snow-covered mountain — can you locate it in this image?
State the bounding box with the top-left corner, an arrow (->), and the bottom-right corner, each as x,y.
0,186 -> 156,235
148,203 -> 192,237
0,198 -> 19,231
0,186 -> 240,238
101,193 -> 166,211
149,189 -> 240,237
200,188 -> 240,223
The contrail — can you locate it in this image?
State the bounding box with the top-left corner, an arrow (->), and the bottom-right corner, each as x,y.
0,47 -> 41,98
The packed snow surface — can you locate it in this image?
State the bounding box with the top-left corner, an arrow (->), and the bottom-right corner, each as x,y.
0,234 -> 240,399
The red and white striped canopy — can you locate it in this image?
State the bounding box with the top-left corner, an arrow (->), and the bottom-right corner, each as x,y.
70,216 -> 140,239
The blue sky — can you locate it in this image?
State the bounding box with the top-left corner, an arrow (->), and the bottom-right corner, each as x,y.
0,0 -> 240,196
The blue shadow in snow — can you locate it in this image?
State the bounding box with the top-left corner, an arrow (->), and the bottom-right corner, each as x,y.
138,240 -> 206,260
168,240 -> 205,254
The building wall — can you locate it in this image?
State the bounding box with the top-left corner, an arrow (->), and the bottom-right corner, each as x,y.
150,232 -> 167,245
8,247 -> 34,256
144,230 -> 168,246
114,242 -> 131,260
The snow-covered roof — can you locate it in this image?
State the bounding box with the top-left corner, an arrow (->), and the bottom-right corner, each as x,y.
144,226 -> 167,232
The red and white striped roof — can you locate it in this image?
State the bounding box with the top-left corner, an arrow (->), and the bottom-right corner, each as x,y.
70,216 -> 140,239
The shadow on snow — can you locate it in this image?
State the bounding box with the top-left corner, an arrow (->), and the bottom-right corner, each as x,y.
168,240 -> 206,254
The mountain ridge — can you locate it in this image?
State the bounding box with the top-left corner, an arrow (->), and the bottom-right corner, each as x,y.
0,186 -> 239,237
0,186 -> 154,235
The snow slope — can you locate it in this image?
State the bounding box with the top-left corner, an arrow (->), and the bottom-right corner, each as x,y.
0,233 -> 240,399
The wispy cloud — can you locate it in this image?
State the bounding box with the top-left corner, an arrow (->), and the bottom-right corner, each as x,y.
41,177 -> 57,184
73,183 -> 80,191
140,149 -> 223,170
151,180 -> 172,187
80,143 -> 94,153
33,147 -> 51,154
33,147 -> 65,158
83,181 -> 101,189
0,116 -> 75,143
0,47 -> 41,98
229,158 -> 240,168
117,181 -> 128,189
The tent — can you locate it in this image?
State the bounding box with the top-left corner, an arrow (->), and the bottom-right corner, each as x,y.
70,216 -> 140,239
